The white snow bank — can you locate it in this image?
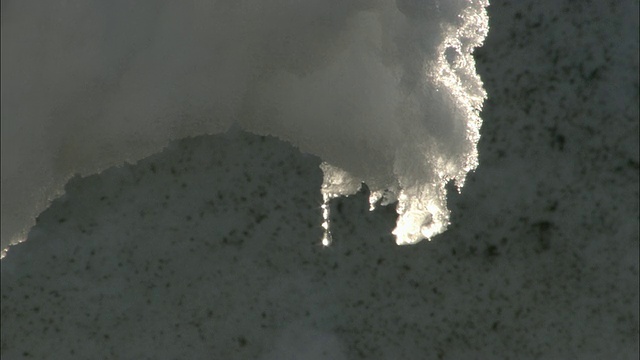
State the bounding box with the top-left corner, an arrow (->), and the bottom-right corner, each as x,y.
1,0 -> 488,256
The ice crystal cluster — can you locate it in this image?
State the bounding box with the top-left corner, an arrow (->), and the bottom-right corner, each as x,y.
1,0 -> 488,255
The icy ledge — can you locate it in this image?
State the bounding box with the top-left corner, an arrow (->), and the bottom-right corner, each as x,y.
318,3 -> 488,245
1,0 -> 488,256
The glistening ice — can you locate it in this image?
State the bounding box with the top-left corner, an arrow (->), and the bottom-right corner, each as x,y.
1,0 -> 489,256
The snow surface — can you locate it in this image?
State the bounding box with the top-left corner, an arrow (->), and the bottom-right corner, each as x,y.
1,0 -> 488,254
1,0 -> 639,359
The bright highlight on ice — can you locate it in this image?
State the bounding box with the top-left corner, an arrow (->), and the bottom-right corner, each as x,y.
316,2 -> 489,245
1,0 -> 489,256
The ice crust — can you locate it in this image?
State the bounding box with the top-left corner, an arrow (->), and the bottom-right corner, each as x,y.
1,0 -> 488,254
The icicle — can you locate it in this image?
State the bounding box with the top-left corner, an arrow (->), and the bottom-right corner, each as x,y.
321,194 -> 332,247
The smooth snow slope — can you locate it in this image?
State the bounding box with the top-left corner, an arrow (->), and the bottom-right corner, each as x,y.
1,0 -> 638,359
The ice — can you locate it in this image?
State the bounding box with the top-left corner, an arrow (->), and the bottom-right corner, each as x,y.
1,0 -> 488,255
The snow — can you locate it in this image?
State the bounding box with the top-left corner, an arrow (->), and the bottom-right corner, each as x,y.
1,0 -> 488,254
1,0 -> 638,359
